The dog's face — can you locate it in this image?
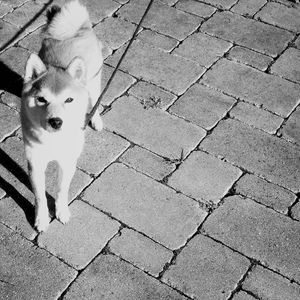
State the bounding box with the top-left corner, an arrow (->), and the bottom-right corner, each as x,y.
22,54 -> 89,132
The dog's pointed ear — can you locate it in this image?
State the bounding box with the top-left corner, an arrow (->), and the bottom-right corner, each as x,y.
66,57 -> 86,83
24,53 -> 47,83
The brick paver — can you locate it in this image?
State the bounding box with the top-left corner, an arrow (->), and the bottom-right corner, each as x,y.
1,0 -> 300,299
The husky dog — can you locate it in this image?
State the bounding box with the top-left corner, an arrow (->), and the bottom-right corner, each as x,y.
21,0 -> 103,232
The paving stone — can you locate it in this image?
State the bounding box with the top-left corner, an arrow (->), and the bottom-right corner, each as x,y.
117,0 -> 202,40
202,11 -> 294,56
173,32 -> 232,67
83,163 -> 207,249
0,2 -> 12,18
235,174 -> 296,214
128,81 -> 177,110
280,106 -> 300,145
271,48 -> 300,83
162,234 -> 250,300
169,83 -> 236,130
3,1 -> 45,33
231,0 -> 267,17
100,64 -> 136,107
201,0 -> 237,9
243,265 -> 300,299
81,0 -> 120,24
0,196 -> 36,240
256,2 -> 300,32
120,146 -> 176,181
201,59 -> 300,117
0,223 -> 77,300
203,196 -> 300,282
103,96 -> 206,159
0,20 -> 22,50
64,254 -> 188,300
231,291 -> 256,300
109,228 -> 173,276
230,102 -> 283,134
106,40 -> 205,95
0,47 -> 29,97
78,128 -> 130,175
18,27 -> 43,53
94,17 -> 136,51
227,45 -> 273,71
200,119 -> 300,192
291,202 -> 300,221
168,151 -> 242,204
137,29 -> 178,52
175,0 -> 217,18
38,200 -> 120,269
0,103 -> 20,142
1,92 -> 21,111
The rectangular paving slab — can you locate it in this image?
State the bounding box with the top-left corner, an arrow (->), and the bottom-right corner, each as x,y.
201,59 -> 300,117
162,234 -> 250,300
201,11 -> 294,56
106,40 -> 205,95
203,196 -> 300,282
0,223 -> 77,300
82,163 -> 207,249
64,254 -> 188,300
200,119 -> 300,192
103,96 -> 206,159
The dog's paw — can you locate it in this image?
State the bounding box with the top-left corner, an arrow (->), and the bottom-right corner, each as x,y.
56,206 -> 71,224
35,214 -> 50,232
90,115 -> 103,131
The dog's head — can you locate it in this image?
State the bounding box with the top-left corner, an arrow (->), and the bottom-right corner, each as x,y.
22,53 -> 89,132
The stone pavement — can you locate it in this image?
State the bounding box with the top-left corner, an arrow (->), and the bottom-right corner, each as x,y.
0,0 -> 300,299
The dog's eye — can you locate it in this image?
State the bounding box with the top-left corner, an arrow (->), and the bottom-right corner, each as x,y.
65,97 -> 74,103
36,96 -> 47,104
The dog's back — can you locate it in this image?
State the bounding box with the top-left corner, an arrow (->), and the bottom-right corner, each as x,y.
39,0 -> 103,81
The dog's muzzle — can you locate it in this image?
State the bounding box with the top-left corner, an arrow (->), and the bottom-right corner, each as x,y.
48,117 -> 63,130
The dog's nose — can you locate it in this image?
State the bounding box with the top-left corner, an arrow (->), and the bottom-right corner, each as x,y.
48,117 -> 63,129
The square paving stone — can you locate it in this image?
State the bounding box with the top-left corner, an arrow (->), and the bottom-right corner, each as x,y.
109,228 -> 173,276
173,32 -> 232,67
103,96 -> 206,159
200,119 -> 300,192
256,1 -> 300,32
63,254 -> 188,300
231,0 -> 267,17
82,163 -> 207,249
243,265 -> 300,300
0,103 -> 20,142
201,11 -> 294,56
175,0 -> 217,18
203,196 -> 300,282
117,0 -> 202,40
201,0 -> 237,9
168,151 -> 242,203
169,83 -> 236,130
0,20 -> 20,50
271,48 -> 300,83
38,200 -> 120,269
78,128 -> 130,175
201,59 -> 300,117
106,40 -> 205,95
162,234 -> 250,300
232,291 -> 256,300
0,223 -> 77,300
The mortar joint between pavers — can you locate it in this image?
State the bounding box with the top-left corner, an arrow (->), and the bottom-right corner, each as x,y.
227,262 -> 256,300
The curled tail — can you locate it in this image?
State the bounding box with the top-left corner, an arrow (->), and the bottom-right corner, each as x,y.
45,0 -> 91,40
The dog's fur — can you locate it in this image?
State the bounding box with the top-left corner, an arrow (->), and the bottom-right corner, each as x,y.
21,0 -> 103,232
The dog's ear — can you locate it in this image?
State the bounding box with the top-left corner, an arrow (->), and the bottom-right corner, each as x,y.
24,53 -> 47,83
66,57 -> 86,83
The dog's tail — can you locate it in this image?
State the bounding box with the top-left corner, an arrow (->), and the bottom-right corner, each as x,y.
44,0 -> 91,40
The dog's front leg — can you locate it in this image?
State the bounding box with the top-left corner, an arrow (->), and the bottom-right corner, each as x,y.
55,159 -> 76,224
28,159 -> 50,232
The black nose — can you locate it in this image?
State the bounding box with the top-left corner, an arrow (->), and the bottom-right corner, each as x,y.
48,117 -> 63,129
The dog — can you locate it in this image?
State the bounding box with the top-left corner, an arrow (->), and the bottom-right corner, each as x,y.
21,0 -> 103,232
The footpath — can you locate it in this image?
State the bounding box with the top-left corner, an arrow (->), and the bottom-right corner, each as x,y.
0,0 -> 300,299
